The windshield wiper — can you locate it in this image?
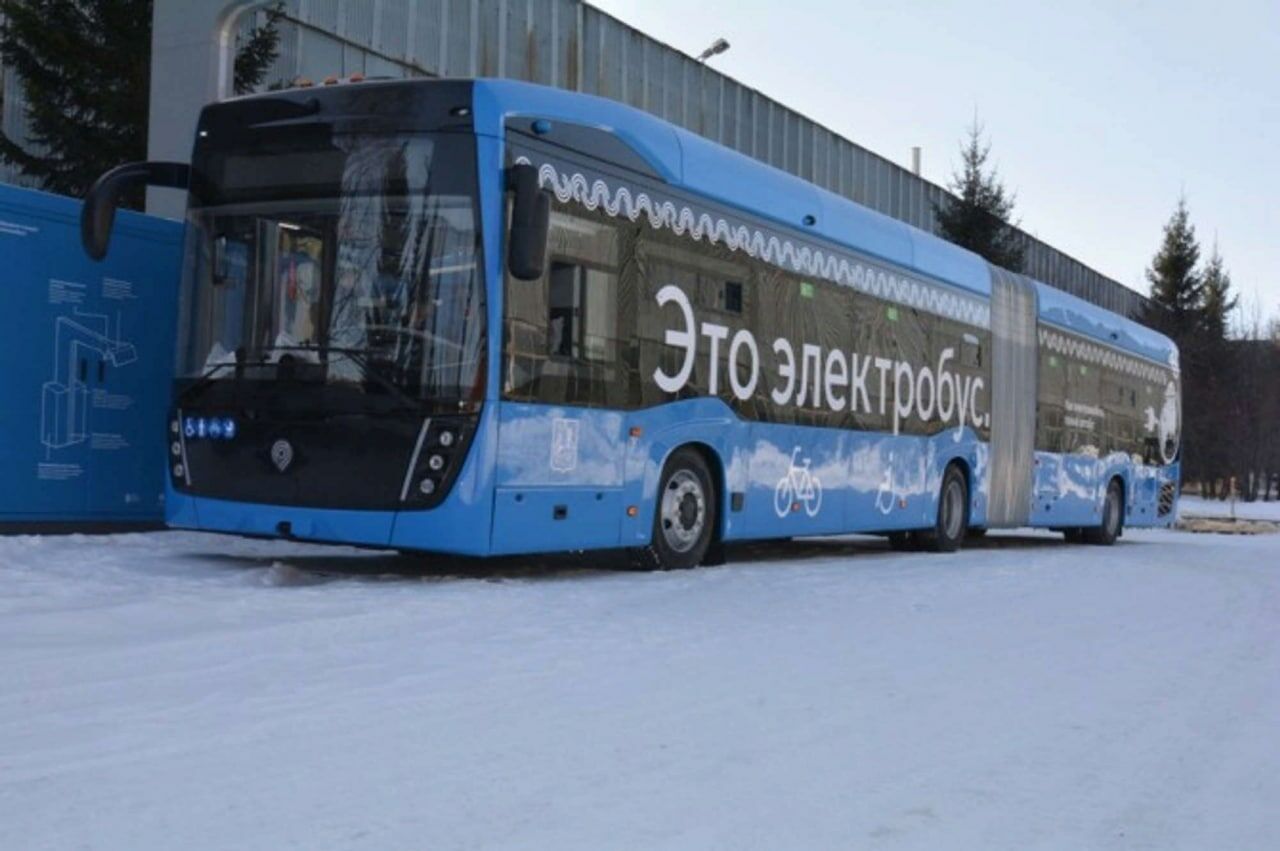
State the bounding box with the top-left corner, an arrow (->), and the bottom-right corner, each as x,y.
176,360 -> 237,405
316,346 -> 426,411
177,346 -> 428,412
231,345 -> 425,411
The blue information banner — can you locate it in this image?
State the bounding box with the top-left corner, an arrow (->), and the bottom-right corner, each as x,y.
0,183 -> 183,525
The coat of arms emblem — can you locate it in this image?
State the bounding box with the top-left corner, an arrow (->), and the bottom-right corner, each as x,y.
550,418 -> 579,473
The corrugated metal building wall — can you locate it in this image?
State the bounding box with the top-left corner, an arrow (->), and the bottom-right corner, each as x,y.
238,0 -> 1147,318
0,1 -> 1147,317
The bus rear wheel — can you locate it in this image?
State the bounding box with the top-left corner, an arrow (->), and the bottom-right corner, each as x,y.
1083,479 -> 1124,546
919,464 -> 968,553
632,447 -> 717,571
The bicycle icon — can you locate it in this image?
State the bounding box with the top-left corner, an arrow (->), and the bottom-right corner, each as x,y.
774,447 -> 823,518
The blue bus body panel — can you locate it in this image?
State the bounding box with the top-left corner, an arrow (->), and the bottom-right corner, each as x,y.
490,402 -> 626,554
484,398 -> 990,554
471,80 -> 683,182
1034,282 -> 1177,368
0,184 -> 182,525
908,228 -> 994,299
167,486 -> 398,548
1030,451 -> 1101,527
1028,450 -> 1178,531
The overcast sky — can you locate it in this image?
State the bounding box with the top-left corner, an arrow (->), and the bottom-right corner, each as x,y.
590,0 -> 1279,327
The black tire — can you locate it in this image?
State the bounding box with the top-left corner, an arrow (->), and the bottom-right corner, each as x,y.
1084,479 -> 1123,546
1062,528 -> 1085,544
630,448 -> 717,570
919,464 -> 968,553
966,527 -> 988,540
702,539 -> 728,567
887,531 -> 919,552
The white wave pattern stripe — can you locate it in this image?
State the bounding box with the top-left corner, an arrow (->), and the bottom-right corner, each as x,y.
526,159 -> 992,329
1039,328 -> 1173,383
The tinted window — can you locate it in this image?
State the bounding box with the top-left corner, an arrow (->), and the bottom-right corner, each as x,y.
504,205 -> 635,408
502,149 -> 992,439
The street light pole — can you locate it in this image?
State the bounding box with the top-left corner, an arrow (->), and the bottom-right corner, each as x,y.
696,38 -> 731,63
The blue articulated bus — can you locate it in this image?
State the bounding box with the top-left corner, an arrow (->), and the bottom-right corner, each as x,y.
81,78 -> 1181,568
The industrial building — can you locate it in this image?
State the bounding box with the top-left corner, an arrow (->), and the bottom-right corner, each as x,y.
2,0 -> 1147,317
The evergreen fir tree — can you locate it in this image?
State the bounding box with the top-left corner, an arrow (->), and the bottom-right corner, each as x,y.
0,0 -> 150,199
0,0 -> 282,204
1199,243 -> 1237,341
234,4 -> 285,96
1196,244 -> 1237,491
1141,197 -> 1203,340
1140,198 -> 1204,482
933,119 -> 1025,272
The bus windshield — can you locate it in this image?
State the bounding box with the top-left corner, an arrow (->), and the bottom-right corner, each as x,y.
178,130 -> 485,411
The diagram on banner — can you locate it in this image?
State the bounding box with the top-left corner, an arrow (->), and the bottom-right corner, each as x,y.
40,309 -> 137,452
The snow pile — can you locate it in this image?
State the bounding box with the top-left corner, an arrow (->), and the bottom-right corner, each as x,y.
2,527 -> 1279,849
1180,494 -> 1280,522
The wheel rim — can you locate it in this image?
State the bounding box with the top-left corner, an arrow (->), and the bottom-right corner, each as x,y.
661,469 -> 706,554
943,478 -> 965,540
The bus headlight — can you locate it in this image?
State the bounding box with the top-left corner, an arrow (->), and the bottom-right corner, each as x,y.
418,478 -> 436,496
437,429 -> 455,448
427,454 -> 445,472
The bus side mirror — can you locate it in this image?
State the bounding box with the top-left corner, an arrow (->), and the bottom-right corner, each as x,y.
81,161 -> 191,261
506,163 -> 551,281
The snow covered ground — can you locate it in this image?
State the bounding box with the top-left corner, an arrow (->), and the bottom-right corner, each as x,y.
1179,493 -> 1280,522
2,524 -> 1278,850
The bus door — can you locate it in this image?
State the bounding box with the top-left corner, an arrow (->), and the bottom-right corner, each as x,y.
986,267 -> 1038,527
492,207 -> 628,554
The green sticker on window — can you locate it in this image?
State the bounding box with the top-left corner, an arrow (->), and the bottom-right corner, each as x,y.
1080,365 -> 1088,375
1049,355 -> 1059,368
800,281 -> 815,299
886,305 -> 899,322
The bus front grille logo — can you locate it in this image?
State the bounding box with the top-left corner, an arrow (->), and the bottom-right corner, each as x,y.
270,439 -> 294,473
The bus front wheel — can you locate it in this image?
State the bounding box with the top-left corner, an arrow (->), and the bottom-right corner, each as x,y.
632,447 -> 718,571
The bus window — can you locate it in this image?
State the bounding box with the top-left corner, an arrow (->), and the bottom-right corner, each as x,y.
548,261 -> 617,362
961,332 -> 983,368
722,281 -> 744,314
1038,351 -> 1067,452
503,205 -> 629,407
273,222 -> 325,349
1066,360 -> 1102,455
